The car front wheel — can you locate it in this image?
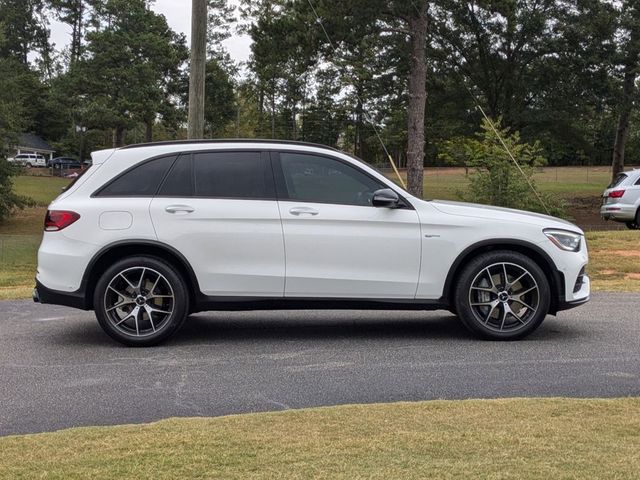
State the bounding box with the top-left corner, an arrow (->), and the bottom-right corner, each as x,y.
94,256 -> 189,346
454,250 -> 550,340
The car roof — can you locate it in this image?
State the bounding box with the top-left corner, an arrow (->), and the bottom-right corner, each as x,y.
119,138 -> 342,153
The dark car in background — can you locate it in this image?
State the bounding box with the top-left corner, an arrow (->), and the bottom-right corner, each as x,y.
48,157 -> 82,169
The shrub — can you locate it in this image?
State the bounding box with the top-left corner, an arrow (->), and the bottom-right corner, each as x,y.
439,118 -> 565,217
0,157 -> 27,223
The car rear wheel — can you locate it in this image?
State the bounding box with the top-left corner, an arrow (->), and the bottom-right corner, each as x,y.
454,250 -> 550,340
625,210 -> 640,230
94,256 -> 189,346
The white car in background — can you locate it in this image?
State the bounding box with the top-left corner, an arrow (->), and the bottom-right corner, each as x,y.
601,169 -> 640,229
33,140 -> 590,346
8,153 -> 47,167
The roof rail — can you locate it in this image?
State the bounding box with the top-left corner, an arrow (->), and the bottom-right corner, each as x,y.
119,138 -> 342,152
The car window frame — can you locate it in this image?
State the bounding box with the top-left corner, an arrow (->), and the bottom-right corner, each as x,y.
271,150 -> 413,209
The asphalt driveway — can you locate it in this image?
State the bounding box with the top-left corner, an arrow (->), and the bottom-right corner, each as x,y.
1,292 -> 638,435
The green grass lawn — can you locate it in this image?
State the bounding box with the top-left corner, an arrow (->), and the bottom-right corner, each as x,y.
1,398 -> 638,479
13,175 -> 70,206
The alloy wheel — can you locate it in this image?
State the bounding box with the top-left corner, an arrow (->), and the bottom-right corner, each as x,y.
103,266 -> 175,337
468,262 -> 540,333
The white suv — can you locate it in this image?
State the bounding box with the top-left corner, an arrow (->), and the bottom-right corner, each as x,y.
8,153 -> 47,167
601,169 -> 640,229
34,140 -> 590,346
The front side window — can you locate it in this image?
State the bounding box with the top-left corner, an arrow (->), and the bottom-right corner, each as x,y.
97,155 -> 175,196
193,151 -> 273,198
279,152 -> 383,206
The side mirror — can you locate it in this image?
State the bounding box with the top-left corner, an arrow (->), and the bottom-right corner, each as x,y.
372,188 -> 400,208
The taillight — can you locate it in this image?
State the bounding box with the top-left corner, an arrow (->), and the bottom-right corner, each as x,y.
44,210 -> 80,231
608,190 -> 625,198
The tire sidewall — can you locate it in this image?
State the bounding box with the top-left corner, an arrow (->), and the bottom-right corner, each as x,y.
454,250 -> 551,340
94,256 -> 189,346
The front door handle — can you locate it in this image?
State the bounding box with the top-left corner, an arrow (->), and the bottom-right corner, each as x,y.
289,206 -> 319,216
165,205 -> 195,214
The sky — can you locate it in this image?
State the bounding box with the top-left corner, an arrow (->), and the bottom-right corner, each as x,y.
49,0 -> 252,64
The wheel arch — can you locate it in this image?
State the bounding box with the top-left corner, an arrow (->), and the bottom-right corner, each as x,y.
82,240 -> 201,311
441,239 -> 565,315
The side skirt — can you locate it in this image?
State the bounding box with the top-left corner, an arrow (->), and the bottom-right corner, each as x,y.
192,296 -> 447,313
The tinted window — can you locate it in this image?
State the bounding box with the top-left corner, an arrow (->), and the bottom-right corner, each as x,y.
608,173 -> 627,189
98,155 -> 175,196
279,153 -> 383,206
158,154 -> 193,196
635,176 -> 640,186
193,151 -> 273,198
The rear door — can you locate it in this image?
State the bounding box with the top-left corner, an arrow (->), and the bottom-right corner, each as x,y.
274,151 -> 422,299
149,151 -> 285,297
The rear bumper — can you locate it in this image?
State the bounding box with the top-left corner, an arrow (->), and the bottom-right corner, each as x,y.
600,203 -> 636,221
33,279 -> 90,310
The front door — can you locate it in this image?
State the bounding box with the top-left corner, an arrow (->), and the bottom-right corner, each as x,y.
274,151 -> 421,299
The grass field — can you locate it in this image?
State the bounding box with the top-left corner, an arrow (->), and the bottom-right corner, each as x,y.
1,398 -> 637,479
0,168 -> 638,300
394,165 -> 617,201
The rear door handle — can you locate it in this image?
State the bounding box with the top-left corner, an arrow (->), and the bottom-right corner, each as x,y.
289,207 -> 319,216
165,205 -> 195,214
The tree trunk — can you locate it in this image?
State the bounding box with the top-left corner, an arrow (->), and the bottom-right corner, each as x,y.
612,65 -> 637,182
145,120 -> 153,143
188,0 -> 207,139
270,92 -> 276,138
406,2 -> 429,198
114,126 -> 125,147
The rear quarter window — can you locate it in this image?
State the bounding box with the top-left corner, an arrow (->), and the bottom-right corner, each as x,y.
95,155 -> 176,197
608,174 -> 627,188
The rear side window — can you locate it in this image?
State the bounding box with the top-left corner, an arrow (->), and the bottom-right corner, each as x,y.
608,173 -> 627,189
635,176 -> 640,186
193,151 -> 274,198
97,155 -> 175,197
158,154 -> 193,196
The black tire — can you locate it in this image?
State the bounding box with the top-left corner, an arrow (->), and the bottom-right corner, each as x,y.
625,210 -> 640,230
94,256 -> 189,346
454,250 -> 551,340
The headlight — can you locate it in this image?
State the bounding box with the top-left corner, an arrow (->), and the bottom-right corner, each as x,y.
544,229 -> 582,252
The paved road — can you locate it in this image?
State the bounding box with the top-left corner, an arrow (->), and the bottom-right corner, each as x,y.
1,293 -> 638,435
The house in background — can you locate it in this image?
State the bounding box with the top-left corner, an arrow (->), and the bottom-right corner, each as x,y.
14,133 -> 55,162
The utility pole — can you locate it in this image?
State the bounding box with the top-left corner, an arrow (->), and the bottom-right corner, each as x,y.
188,0 -> 207,139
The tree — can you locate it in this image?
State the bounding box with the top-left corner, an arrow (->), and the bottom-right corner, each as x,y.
50,0 -> 87,66
0,0 -> 50,65
188,0 -> 207,139
0,56 -> 31,222
78,0 -> 187,146
204,59 -> 236,137
612,1 -> 640,181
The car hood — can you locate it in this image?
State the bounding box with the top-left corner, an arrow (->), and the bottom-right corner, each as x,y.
428,200 -> 583,234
